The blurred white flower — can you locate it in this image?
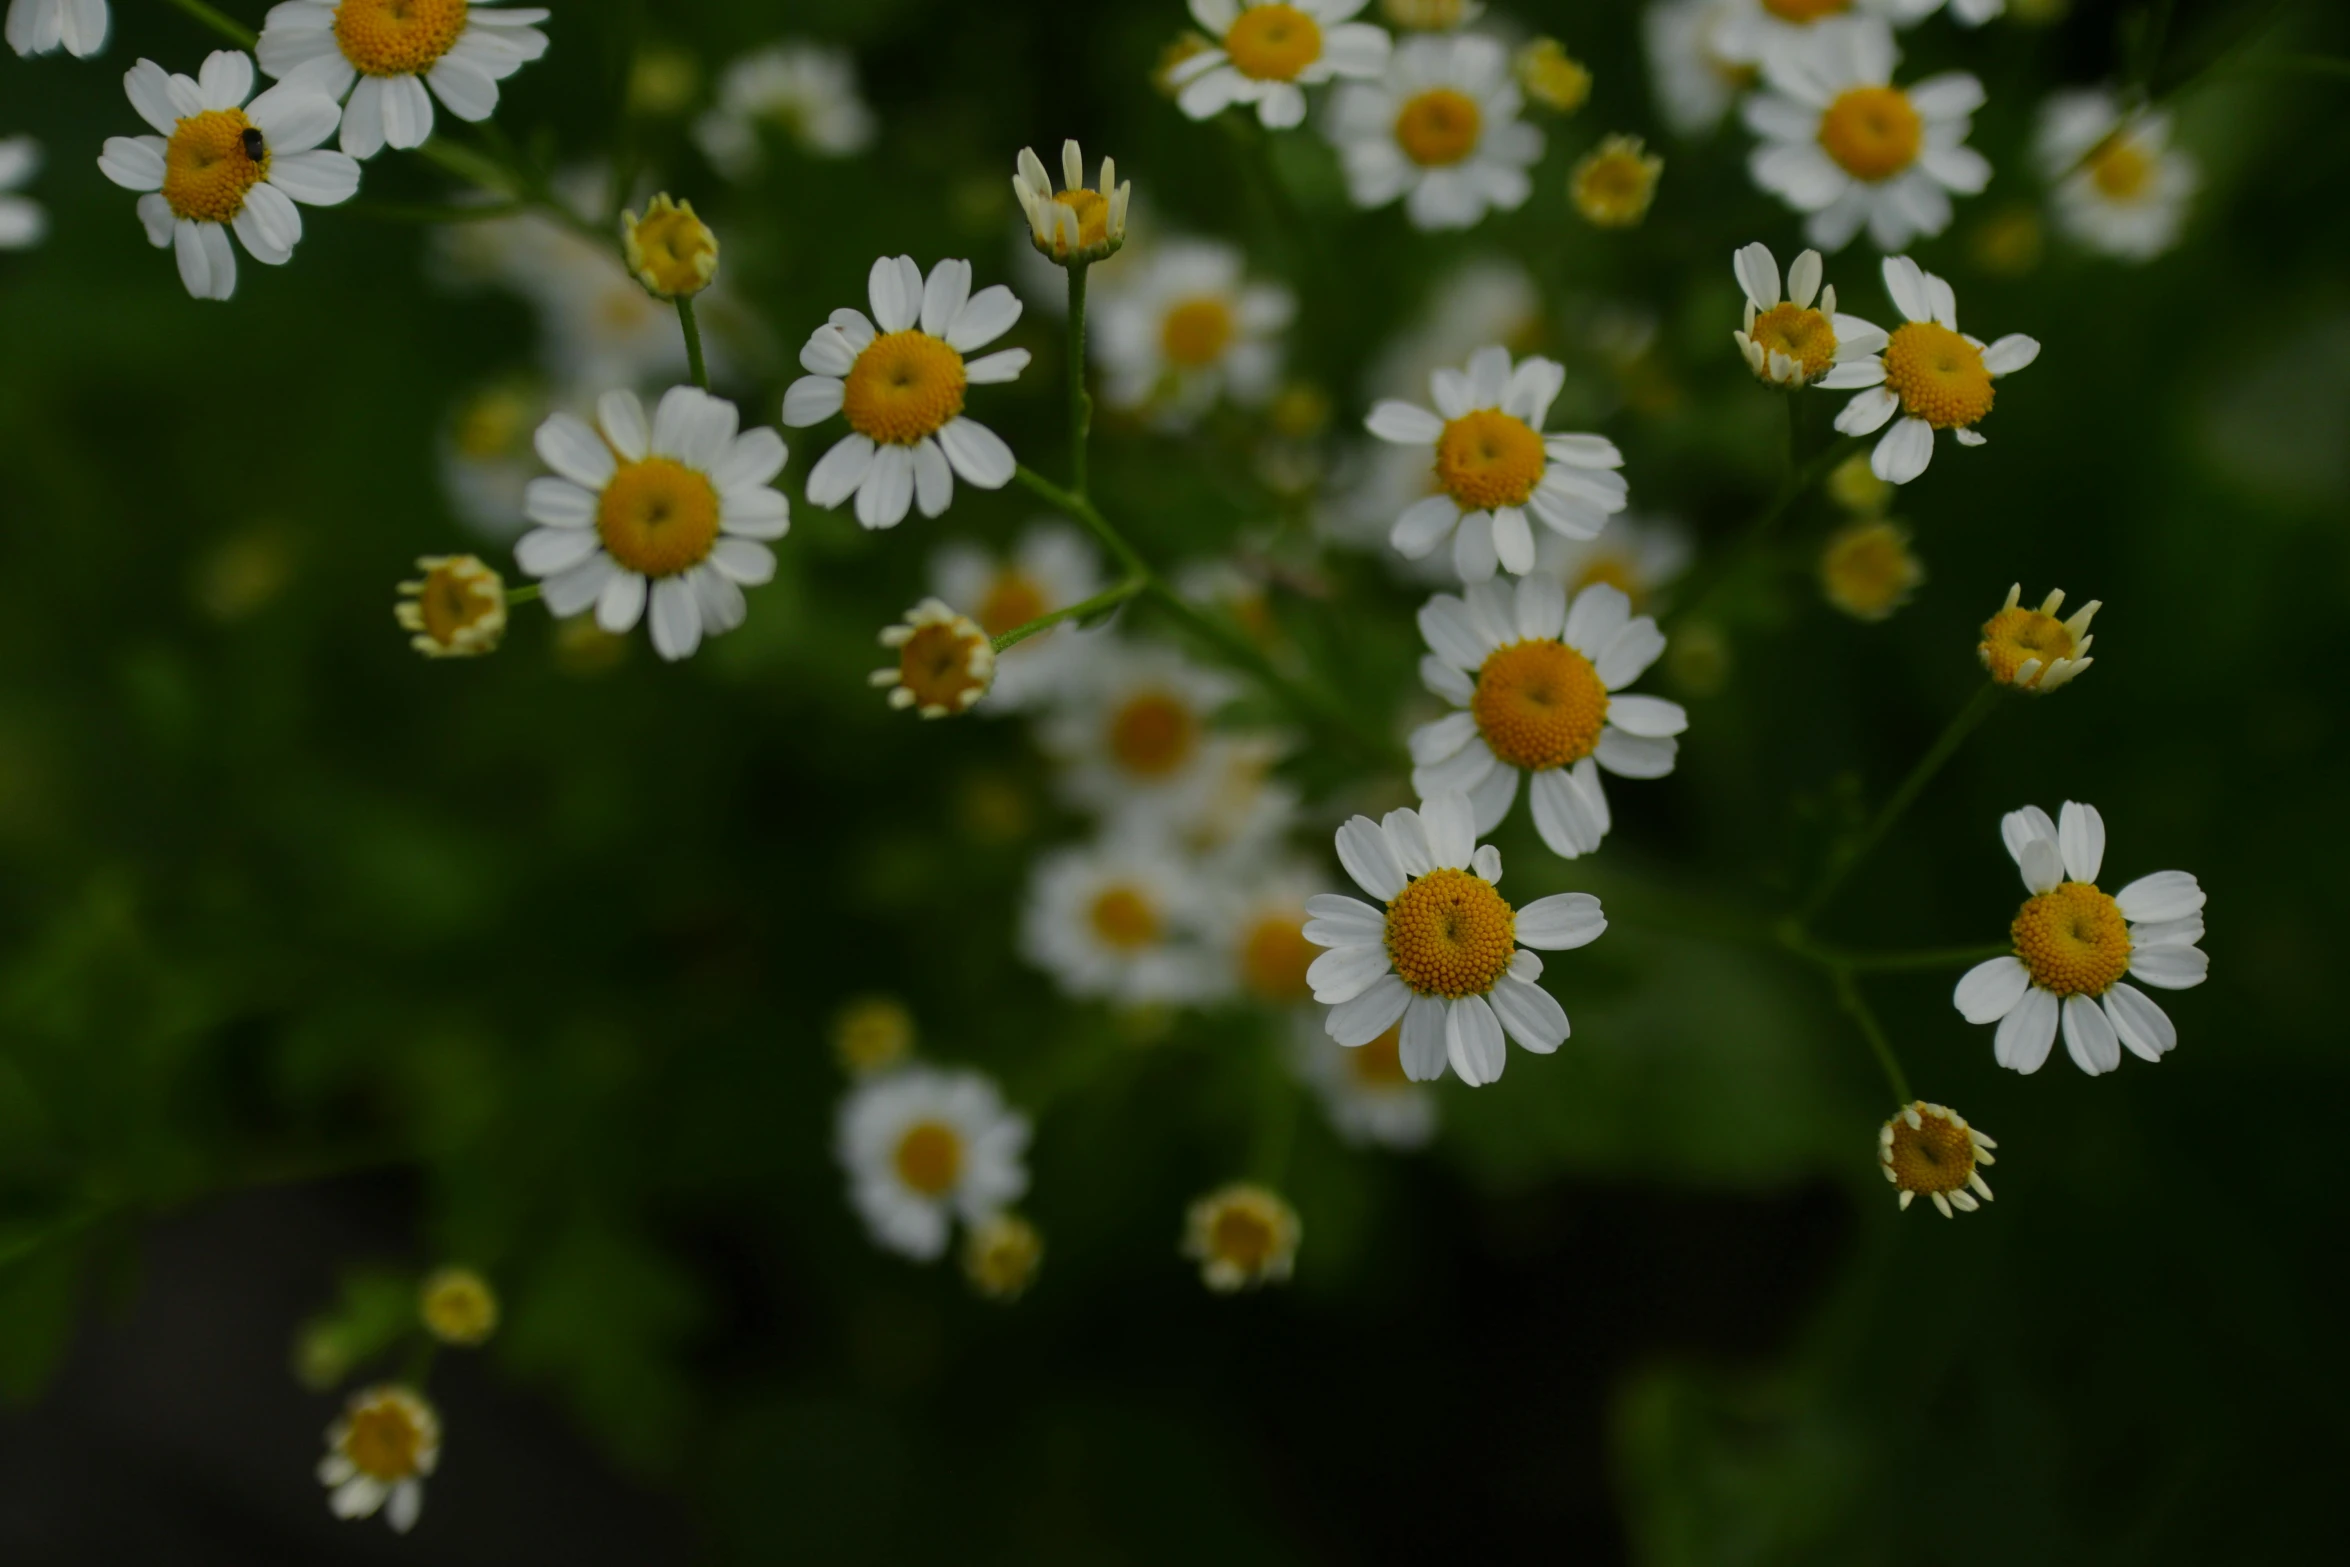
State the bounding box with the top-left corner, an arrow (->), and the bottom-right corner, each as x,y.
1325,32 -> 1542,230
2035,88 -> 2196,261
1091,237 -> 1293,429
318,1385 -> 439,1534
6,0 -> 107,59
1171,0 -> 1392,130
837,1066 -> 1030,1261
0,137 -> 45,249
1019,830 -> 1221,1007
1292,1012 -> 1437,1148
1643,0 -> 1747,137
930,523 -> 1108,711
695,41 -> 875,178
1039,638 -> 1239,824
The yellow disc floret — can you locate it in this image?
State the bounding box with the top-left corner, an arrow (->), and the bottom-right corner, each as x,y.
832,995 -> 915,1076
963,1212 -> 1044,1301
1980,604 -> 2075,684
1435,409 -> 1547,511
622,194 -> 719,299
976,571 -> 1049,639
1224,3 -> 1323,82
1089,884 -> 1163,951
1569,135 -> 1663,227
893,1119 -> 965,1197
1384,868 -> 1516,998
596,457 -> 721,578
1473,639 -> 1610,771
396,554 -> 507,657
2012,882 -> 2131,998
419,1267 -> 499,1346
2089,136 -> 2155,201
1747,302 -> 1839,381
1107,691 -> 1199,779
1879,1101 -> 1995,1217
337,1389 -> 436,1482
163,109 -> 268,224
1819,520 -> 1922,622
1160,296 -> 1236,369
1240,910 -> 1317,1003
842,330 -> 968,445
1052,187 -> 1111,250
333,0 -> 471,78
1818,86 -> 1922,181
1394,88 -> 1484,167
894,620 -> 991,712
1881,321 -> 1995,429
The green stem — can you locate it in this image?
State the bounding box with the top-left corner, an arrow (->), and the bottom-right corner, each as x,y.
675,296 -> 710,391
504,583 -> 543,607
1829,969 -> 1913,1107
1799,681 -> 2003,925
345,198 -> 527,226
1067,261 -> 1093,499
991,577 -> 1143,653
1810,940 -> 2013,974
416,137 -> 610,248
158,0 -> 257,47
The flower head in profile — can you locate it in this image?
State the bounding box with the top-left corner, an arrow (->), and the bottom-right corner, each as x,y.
1367,344 -> 1627,582
621,193 -> 717,299
419,1267 -> 499,1346
98,51 -> 361,300
1731,241 -> 1886,388
694,42 -> 875,178
1170,0 -> 1392,130
1183,1182 -> 1300,1291
1953,802 -> 2207,1076
1515,38 -> 1590,113
1819,519 -> 1921,620
1305,791 -> 1606,1085
784,255 -> 1029,529
963,1212 -> 1044,1301
1019,831 -> 1218,1007
1979,583 -> 2095,691
1569,134 -> 1663,227
0,137 -> 46,250
836,1066 -> 1030,1261
832,995 -> 915,1077
1326,33 -> 1543,231
1091,237 -> 1294,430
873,598 -> 995,718
319,1385 -> 440,1533
2035,87 -> 2196,262
1880,1101 -> 1996,1218
395,554 -> 507,656
1832,256 -> 2038,483
257,1 -> 549,160
516,387 -> 789,661
1014,139 -> 1131,265
1413,578 -> 1686,859
1292,1014 -> 1437,1148
6,0 -> 108,59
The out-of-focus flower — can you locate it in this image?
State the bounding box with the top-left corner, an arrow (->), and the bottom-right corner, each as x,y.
419,1267 -> 499,1345
1969,203 -> 2044,276
438,379 -> 551,541
625,45 -> 698,117
694,42 -> 874,178
2035,88 -> 2195,262
1212,866 -> 1326,1007
395,554 -> 507,657
931,524 -> 1106,711
783,255 -> 1028,529
0,137 -> 46,249
1381,0 -> 1479,28
1019,831 -> 1219,1007
1170,0 -> 1392,130
1514,38 -> 1590,113
1831,256 -> 2038,484
319,1385 -> 440,1534
6,0 -> 108,59
1366,344 -> 1626,582
621,193 -> 717,299
836,1066 -> 1030,1261
963,1212 -> 1044,1301
1411,579 -> 1687,859
1535,513 -> 1690,611
1645,0 -> 1751,137
1327,34 -> 1542,231
1978,583 -> 2095,691
832,996 -> 916,1077
1569,134 -> 1662,227
1293,1015 -> 1437,1148
1305,792 -> 1605,1084
1825,449 -> 1892,513
1818,519 -> 1922,620
1954,802 -> 2206,1075
516,387 -> 788,661
98,52 -> 360,301
1743,18 -> 1986,252
1092,237 -> 1293,430
873,599 -> 996,718
258,1 -> 549,160
1183,1183 -> 1300,1290
1879,1101 -> 1996,1217
1731,242 -> 1887,387
1905,0 -> 2003,23
1013,139 -> 1131,265
1039,640 -> 1237,823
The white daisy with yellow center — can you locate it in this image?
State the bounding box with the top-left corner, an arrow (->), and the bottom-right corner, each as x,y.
1018,832 -> 1218,1006
784,254 -> 1030,529
1211,864 -> 1328,1009
1366,344 -> 1628,582
1171,0 -> 1392,130
97,51 -> 360,301
1731,241 -> 1887,387
1535,512 -> 1691,612
2035,88 -> 2197,262
693,42 -> 875,180
1038,639 -> 1239,823
1954,802 -> 2207,1076
1831,255 -> 2039,483
6,0 -> 107,59
1743,17 -> 1989,252
1880,1101 -> 1996,1218
257,0 -> 548,160
1979,582 -> 2095,691
1305,791 -> 1606,1085
0,137 -> 44,250
1013,139 -> 1131,265
930,522 -> 1105,711
1183,1183 -> 1301,1291
318,1384 -> 440,1533
1291,1012 -> 1437,1148
515,386 -> 789,662
394,553 -> 506,657
1092,237 -> 1294,430
1645,0 -> 1751,138
872,599 -> 995,718
1326,33 -> 1542,230
836,1066 -> 1030,1262
1412,577 -> 1687,859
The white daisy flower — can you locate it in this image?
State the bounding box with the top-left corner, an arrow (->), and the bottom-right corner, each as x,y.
1018,832 -> 1219,1007
2035,88 -> 2196,262
1953,802 -> 2207,1076
1830,255 -> 2039,483
836,1066 -> 1030,1262
929,523 -> 1106,711
257,1 -> 548,160
1037,639 -> 1238,824
1304,791 -> 1606,1085
1978,582 -> 2095,692
97,51 -> 359,301
1183,1183 -> 1301,1291
1209,862 -> 1327,1009
694,41 -> 876,179
1171,0 -> 1392,130
1365,344 -> 1628,582
1879,1101 -> 1996,1218
783,255 -> 1029,529
1091,237 -> 1293,430
514,386 -> 789,661
0,137 -> 45,250
318,1385 -> 439,1534
1743,16 -> 1989,252
1291,1011 -> 1437,1149
6,0 -> 107,59
1730,241 -> 1888,387
1412,577 -> 1685,859
1535,512 -> 1690,611
1012,138 -> 1131,265
1325,32 -> 1543,230
1643,0 -> 1747,138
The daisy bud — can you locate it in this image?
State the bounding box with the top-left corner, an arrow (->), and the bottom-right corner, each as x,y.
1820,520 -> 1924,622
1012,139 -> 1130,266
1514,39 -> 1591,114
1879,1102 -> 1996,1218
320,1385 -> 441,1535
1826,450 -> 1893,515
873,599 -> 996,717
832,995 -> 916,1078
394,555 -> 508,659
1979,584 -> 2097,693
621,194 -> 720,300
626,47 -> 702,118
963,1212 -> 1044,1302
418,1267 -> 499,1347
1183,1183 -> 1301,1292
1569,135 -> 1662,228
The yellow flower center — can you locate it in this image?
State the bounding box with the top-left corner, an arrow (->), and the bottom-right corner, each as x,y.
595,457 -> 721,578
162,109 -> 268,224
1210,1203 -> 1281,1270
452,385 -> 531,459
834,998 -> 914,1074
1088,884 -> 1162,951
1394,88 -> 1484,167
1820,522 -> 1920,621
1881,321 -> 1995,430
842,330 -> 968,446
1748,302 -> 1839,380
1978,605 -> 2077,685
2011,882 -> 2132,998
420,1271 -> 498,1345
414,559 -> 502,647
1818,85 -> 1923,181
976,571 -> 1049,639
625,199 -> 717,297
1350,1021 -> 1411,1086
893,1119 -> 965,1197
341,1401 -> 427,1482
1224,3 -> 1323,82
1240,909 -> 1316,1003
1106,691 -> 1199,778
334,0 -> 471,78
1384,0 -> 1474,27
965,1215 -> 1042,1298
2089,137 -> 2155,200
896,621 -> 990,711
1384,868 -> 1516,998
1051,188 -> 1111,250
1762,0 -> 1852,20
1884,1106 -> 1978,1197
1570,139 -> 1662,226
1472,639 -> 1610,772
1434,408 -> 1547,511
1160,297 -> 1236,369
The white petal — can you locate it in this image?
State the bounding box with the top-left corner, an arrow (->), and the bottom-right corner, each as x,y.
1420,791 -> 1478,871
2102,983 -> 2177,1062
1527,766 -> 1595,859
912,437 -> 953,518
2115,870 -> 2203,923
963,347 -> 1029,384
1605,695 -> 1686,738
2002,805 -> 2058,868
265,150 -> 358,206
1391,494 -> 1461,560
1595,618 -> 1666,690
868,253 -> 921,332
1993,986 -> 2060,1073
596,568 -> 647,633
937,418 -> 1015,488
805,433 -> 876,508
1303,894 -> 1385,946
515,525 -> 600,575
1409,710 -> 1481,768
1366,399 -> 1444,444
855,443 -> 915,529
99,136 -> 167,192
523,476 -> 601,529
2019,837 -> 2065,895
1732,242 -> 1780,310
1489,974 -> 1569,1053
1562,582 -> 1630,659
1982,334 -> 2041,376
1336,815 -> 1406,901
1514,574 -> 1565,642
1954,956 -> 2030,1024
1309,941 -> 1393,1005
2057,801 -> 2105,884
2061,993 -> 2121,1075
1445,995 -> 1507,1086
946,283 -> 1023,352
1515,893 -> 1605,950
1381,807 -> 1435,878
1491,507 -> 1535,576
1595,728 -> 1677,779
1835,385 -> 1901,437
2128,944 -> 2208,991
1399,995 -> 1449,1082
1872,418 -> 1935,485
781,375 -> 845,426
919,256 -> 972,338
647,573 -> 703,661
1451,511 -> 1498,582
1328,973 -> 1411,1047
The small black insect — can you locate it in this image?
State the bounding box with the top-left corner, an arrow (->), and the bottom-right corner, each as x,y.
242,127 -> 266,162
